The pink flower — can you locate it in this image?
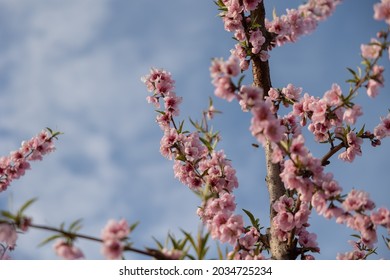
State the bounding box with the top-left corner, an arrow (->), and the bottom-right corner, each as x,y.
323,83 -> 342,106
361,39 -> 382,60
343,104 -> 363,125
298,230 -> 319,250
161,248 -> 183,259
249,29 -> 265,54
343,189 -> 375,212
213,76 -> 236,102
338,132 -> 362,163
238,85 -> 263,112
54,240 -> 84,260
160,128 -> 181,159
273,195 -> 294,213
219,214 -> 244,245
243,0 -> 261,12
101,219 -> 130,260
101,219 -> 130,241
374,113 -> 390,139
282,83 -> 302,101
223,55 -> 241,77
274,211 -> 295,232
163,92 -> 182,116
374,0 -> 390,24
371,207 -> 390,228
0,223 -> 17,250
239,227 -> 260,250
367,65 -> 384,98
101,239 -> 124,260
141,68 -> 175,95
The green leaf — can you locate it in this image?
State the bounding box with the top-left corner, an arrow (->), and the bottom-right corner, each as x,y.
38,234 -> 62,247
18,198 -> 38,215
129,221 -> 140,232
152,237 -> 164,250
357,125 -> 366,137
68,219 -> 83,232
242,208 -> 259,228
155,110 -> 166,115
200,137 -> 213,152
216,242 -> 224,260
1,210 -> 16,220
347,67 -> 357,77
237,75 -> 246,88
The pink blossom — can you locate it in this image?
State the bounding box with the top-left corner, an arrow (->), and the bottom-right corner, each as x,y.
367,65 -> 384,98
219,214 -> 244,245
263,120 -> 285,143
141,68 -> 175,95
374,0 -> 390,24
249,29 -> 265,54
160,128 -> 181,160
274,211 -> 295,232
336,250 -> 365,260
323,83 -> 342,106
294,203 -> 311,228
338,132 -> 362,163
161,248 -> 183,259
101,219 -> 130,241
259,50 -> 270,61
374,113 -> 390,139
163,92 -> 182,117
213,76 -> 236,102
268,88 -> 280,101
361,39 -> 382,60
290,134 -> 308,158
343,104 -> 363,125
53,240 -> 84,260
101,219 -> 130,260
343,189 -> 375,212
101,239 -> 124,260
238,85 -> 263,112
322,179 -> 342,199
250,100 -> 284,145
282,83 -> 302,101
370,207 -> 390,228
273,195 -> 294,213
0,223 -> 17,250
298,230 -> 319,250
239,227 -> 260,250
209,58 -> 224,78
243,0 -> 261,12
311,191 -> 327,216
231,43 -> 249,71
223,55 -> 241,77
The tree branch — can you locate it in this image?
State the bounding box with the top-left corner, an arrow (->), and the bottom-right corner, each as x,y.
27,223 -> 169,259
250,2 -> 291,259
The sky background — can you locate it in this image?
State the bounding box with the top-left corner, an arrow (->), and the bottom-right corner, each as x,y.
0,0 -> 389,260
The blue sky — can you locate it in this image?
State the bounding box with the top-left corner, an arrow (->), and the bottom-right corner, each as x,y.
0,0 -> 389,260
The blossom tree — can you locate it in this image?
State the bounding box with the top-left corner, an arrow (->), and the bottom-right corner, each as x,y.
1,0 -> 390,260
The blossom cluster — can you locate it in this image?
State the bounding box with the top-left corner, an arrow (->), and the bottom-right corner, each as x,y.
0,223 -> 17,252
0,129 -> 57,193
210,0 -> 390,259
374,0 -> 390,25
266,0 -> 342,47
217,0 -> 342,71
101,219 -> 130,260
53,240 -> 84,260
142,68 -> 268,259
216,0 -> 269,70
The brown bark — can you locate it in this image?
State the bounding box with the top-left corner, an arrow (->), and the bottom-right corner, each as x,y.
250,2 -> 292,260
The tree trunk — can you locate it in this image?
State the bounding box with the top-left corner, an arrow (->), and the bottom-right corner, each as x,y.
250,2 -> 291,260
